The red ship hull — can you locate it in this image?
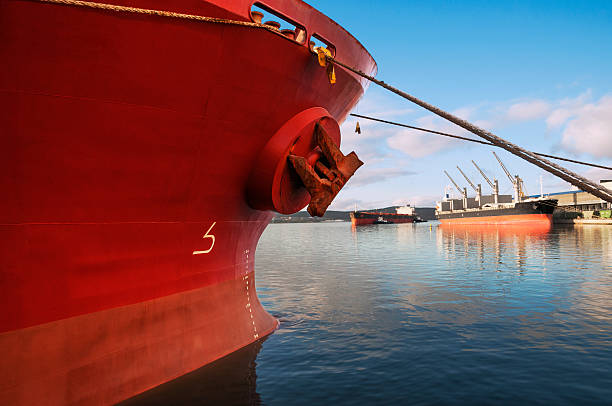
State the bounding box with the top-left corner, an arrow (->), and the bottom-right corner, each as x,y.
0,0 -> 375,403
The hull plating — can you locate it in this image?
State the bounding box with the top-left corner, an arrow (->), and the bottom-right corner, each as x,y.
0,0 -> 375,403
0,271 -> 277,405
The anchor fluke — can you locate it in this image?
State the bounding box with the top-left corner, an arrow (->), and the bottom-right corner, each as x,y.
289,121 -> 363,217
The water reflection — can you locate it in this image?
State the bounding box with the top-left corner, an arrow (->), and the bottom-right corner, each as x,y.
257,223 -> 612,404
123,223 -> 612,405
121,337 -> 267,406
438,223 -> 552,273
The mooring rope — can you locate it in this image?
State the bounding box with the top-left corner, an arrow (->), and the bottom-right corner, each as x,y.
30,0 -> 282,32
350,113 -> 612,171
327,57 -> 612,203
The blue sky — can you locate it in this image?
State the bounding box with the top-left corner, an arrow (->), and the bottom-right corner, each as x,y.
305,0 -> 612,209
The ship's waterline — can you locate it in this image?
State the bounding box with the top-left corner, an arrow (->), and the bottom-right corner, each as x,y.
0,271 -> 277,405
127,222 -> 612,405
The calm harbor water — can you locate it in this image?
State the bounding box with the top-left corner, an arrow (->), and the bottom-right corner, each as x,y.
127,222 -> 612,405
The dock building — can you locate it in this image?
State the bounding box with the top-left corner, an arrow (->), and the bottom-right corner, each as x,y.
534,180 -> 612,212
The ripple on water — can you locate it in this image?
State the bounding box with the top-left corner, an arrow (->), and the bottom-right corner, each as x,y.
126,222 -> 612,405
253,223 -> 612,405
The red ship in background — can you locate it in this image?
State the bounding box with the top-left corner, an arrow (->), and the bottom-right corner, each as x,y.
350,205 -> 419,225
0,0 -> 375,404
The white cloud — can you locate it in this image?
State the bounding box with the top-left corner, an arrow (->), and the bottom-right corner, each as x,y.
452,106 -> 477,121
386,114 -> 469,158
559,96 -> 612,158
347,166 -> 416,188
387,129 -> 454,158
559,90 -> 592,107
546,108 -> 574,129
505,100 -> 551,122
545,90 -> 592,129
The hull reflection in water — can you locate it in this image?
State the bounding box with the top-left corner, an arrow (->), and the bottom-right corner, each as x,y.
438,222 -> 552,273
117,223 -> 612,404
439,221 -> 552,236
120,337 -> 267,406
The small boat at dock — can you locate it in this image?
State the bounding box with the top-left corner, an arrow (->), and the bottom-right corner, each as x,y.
351,205 -> 419,225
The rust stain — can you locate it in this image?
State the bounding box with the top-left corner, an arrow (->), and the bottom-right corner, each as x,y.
288,121 -> 363,217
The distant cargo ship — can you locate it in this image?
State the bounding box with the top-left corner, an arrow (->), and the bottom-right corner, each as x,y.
436,198 -> 558,225
436,155 -> 558,226
351,205 -> 420,225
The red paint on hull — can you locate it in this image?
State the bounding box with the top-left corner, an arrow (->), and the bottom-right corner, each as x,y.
0,271 -> 277,405
1,0 -> 375,403
351,218 -> 377,225
438,213 -> 553,227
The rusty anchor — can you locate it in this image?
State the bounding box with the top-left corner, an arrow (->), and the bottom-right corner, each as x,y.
288,121 -> 363,217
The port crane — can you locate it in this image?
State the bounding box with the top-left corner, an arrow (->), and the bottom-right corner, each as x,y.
472,160 -> 500,204
444,170 -> 465,197
444,170 -> 467,209
492,151 -> 525,202
457,166 -> 482,203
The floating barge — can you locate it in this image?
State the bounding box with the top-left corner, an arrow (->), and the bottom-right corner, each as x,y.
351,205 -> 419,225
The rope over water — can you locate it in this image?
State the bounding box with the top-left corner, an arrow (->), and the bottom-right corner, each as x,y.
327,57 -> 612,203
350,113 -> 612,171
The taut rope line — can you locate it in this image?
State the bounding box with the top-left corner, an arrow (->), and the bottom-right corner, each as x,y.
328,57 -> 612,203
350,113 -> 612,171
30,0 -> 282,33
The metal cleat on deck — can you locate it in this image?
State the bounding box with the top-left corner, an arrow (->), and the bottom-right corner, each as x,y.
288,122 -> 363,217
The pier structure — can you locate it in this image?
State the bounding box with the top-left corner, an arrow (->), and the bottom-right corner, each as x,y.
536,180 -> 612,221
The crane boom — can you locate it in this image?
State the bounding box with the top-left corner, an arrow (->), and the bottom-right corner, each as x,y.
492,151 -> 515,185
444,170 -> 463,196
457,166 -> 478,193
471,160 -> 494,188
